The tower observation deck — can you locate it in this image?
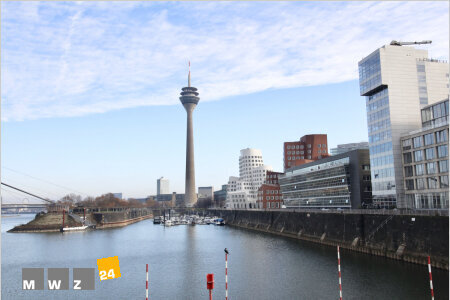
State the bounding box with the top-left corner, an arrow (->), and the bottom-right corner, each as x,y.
179,64 -> 199,206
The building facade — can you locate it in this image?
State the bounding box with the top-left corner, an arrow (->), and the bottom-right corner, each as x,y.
226,148 -> 273,209
256,171 -> 284,209
157,177 -> 170,195
284,134 -> 329,171
279,149 -> 372,209
198,186 -> 214,200
213,185 -> 228,208
358,43 -> 449,208
401,99 -> 449,209
331,142 -> 369,156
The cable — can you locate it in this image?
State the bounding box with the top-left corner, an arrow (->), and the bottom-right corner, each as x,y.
2,166 -> 88,196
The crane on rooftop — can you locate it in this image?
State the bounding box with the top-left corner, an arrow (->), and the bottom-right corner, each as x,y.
390,40 -> 432,46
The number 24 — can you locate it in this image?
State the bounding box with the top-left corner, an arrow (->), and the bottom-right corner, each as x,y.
100,269 -> 115,280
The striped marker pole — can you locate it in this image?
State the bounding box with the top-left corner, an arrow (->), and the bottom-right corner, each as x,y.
146,264 -> 149,300
337,246 -> 343,300
225,253 -> 228,300
428,256 -> 434,300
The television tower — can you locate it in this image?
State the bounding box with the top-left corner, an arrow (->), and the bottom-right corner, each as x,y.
179,62 -> 199,207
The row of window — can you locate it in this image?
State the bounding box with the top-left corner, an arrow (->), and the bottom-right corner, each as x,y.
367,87 -> 388,102
371,180 -> 396,192
406,145 -> 448,163
421,101 -> 448,123
287,156 -> 312,161
368,107 -> 390,123
369,130 -> 391,143
405,160 -> 448,177
373,167 -> 395,179
366,95 -> 389,113
261,196 -> 282,200
360,73 -> 382,94
370,141 -> 392,156
368,118 -> 390,134
286,144 -> 327,150
404,130 -> 448,149
370,154 -> 394,168
405,176 -> 449,190
359,53 -> 381,82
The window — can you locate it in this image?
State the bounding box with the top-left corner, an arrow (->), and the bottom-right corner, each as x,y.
416,178 -> 426,190
413,136 -> 423,148
425,148 -> 435,160
405,179 -> 414,190
300,151 -> 304,155
402,139 -> 412,150
307,156 -> 311,159
424,133 -> 434,146
417,64 -> 425,72
427,162 -> 437,174
414,150 -> 423,162
436,130 -> 448,143
362,165 -> 370,171
404,166 -> 413,177
323,144 -> 326,148
296,145 -> 299,149
437,145 -> 448,158
307,144 -> 311,148
307,150 -> 311,154
419,86 -> 427,93
318,150 -> 321,153
287,146 -> 291,150
403,153 -> 412,164
318,144 -> 321,148
439,160 -> 448,173
415,164 -> 425,176
287,151 -> 291,155
300,145 -> 304,149
428,177 -> 438,189
440,176 -> 449,188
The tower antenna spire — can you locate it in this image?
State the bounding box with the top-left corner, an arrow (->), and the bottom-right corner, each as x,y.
188,61 -> 191,87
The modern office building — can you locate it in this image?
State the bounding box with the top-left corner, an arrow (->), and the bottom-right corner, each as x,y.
213,185 -> 228,208
279,149 -> 372,209
331,142 -> 369,156
179,65 -> 200,206
358,42 -> 449,208
401,99 -> 449,209
226,148 -> 273,209
157,177 -> 170,195
198,186 -> 214,200
284,134 -> 329,171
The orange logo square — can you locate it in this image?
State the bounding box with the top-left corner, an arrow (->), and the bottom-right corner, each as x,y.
97,256 -> 121,281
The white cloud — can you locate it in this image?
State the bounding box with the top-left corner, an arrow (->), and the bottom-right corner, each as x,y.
1,1 -> 448,121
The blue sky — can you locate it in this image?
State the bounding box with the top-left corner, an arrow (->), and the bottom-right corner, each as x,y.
1,1 -> 448,202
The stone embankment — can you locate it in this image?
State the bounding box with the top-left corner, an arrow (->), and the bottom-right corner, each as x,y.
8,207 -> 152,233
208,209 -> 449,270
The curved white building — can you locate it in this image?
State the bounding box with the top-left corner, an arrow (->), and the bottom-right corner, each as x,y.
226,148 -> 272,209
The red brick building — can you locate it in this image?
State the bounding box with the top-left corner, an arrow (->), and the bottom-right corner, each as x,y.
257,171 -> 284,209
284,134 -> 329,171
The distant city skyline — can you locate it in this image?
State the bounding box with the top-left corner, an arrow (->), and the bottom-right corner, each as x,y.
1,1 -> 448,202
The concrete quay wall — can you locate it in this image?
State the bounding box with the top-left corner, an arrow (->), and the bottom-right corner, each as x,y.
208,209 -> 449,270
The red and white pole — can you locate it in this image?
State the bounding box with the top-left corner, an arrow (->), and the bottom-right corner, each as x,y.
225,253 -> 228,300
146,264 -> 149,300
428,256 -> 434,300
337,246 -> 343,300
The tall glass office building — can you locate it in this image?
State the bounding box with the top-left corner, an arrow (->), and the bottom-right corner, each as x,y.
358,43 -> 449,208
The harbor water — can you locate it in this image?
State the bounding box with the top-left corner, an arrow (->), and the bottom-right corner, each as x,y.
1,214 -> 448,299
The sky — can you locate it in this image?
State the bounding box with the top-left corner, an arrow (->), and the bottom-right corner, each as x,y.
1,1 -> 449,202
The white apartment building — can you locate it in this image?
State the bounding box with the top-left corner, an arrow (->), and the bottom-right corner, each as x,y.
226,148 -> 273,209
157,177 -> 170,195
358,42 -> 449,208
